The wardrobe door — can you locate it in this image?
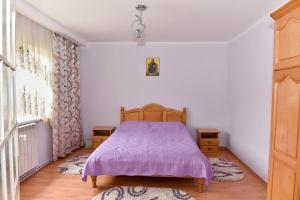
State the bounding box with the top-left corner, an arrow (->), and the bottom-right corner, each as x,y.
268,67 -> 300,200
274,5 -> 300,71
298,149 -> 300,200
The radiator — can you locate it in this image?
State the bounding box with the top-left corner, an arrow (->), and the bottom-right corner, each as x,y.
18,122 -> 38,181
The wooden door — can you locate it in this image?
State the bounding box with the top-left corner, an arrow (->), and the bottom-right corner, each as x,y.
273,3 -> 300,71
269,2 -> 300,199
297,136 -> 300,200
267,67 -> 300,200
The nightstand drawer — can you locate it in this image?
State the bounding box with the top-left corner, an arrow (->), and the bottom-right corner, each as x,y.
93,142 -> 101,149
200,139 -> 218,146
94,130 -> 111,136
200,146 -> 219,153
93,136 -> 108,143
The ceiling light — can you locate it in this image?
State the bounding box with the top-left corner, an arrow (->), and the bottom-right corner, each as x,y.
131,4 -> 147,39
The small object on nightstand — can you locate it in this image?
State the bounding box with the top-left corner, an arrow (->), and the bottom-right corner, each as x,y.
92,126 -> 115,150
197,128 -> 219,155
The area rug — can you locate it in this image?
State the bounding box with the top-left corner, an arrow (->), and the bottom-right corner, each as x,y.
57,154 -> 244,182
93,186 -> 195,200
209,158 -> 244,181
57,154 -> 90,175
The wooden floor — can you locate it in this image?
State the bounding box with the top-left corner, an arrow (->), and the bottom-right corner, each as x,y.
20,148 -> 267,200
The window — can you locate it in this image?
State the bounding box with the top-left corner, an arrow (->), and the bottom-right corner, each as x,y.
0,0 -> 20,199
15,14 -> 52,122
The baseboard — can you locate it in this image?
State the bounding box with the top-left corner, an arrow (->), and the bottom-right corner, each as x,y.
224,147 -> 267,184
36,159 -> 54,171
19,159 -> 53,182
219,146 -> 227,151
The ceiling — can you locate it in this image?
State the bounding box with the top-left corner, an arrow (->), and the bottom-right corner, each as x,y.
25,0 -> 288,43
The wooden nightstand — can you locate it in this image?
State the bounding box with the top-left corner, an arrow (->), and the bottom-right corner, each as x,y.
197,128 -> 219,155
92,126 -> 115,150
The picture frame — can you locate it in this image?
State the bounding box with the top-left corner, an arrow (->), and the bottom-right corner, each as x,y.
146,57 -> 160,76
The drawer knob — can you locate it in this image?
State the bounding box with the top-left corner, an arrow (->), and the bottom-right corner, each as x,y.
208,141 -> 211,144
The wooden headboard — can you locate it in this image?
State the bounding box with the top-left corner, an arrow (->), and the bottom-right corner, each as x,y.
120,104 -> 187,125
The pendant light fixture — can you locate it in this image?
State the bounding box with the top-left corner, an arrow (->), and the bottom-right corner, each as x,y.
131,4 -> 147,39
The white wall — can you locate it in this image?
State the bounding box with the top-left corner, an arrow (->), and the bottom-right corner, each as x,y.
80,19 -> 275,181
80,43 -> 229,146
228,16 -> 274,181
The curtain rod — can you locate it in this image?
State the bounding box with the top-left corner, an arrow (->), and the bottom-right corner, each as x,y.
55,32 -> 86,47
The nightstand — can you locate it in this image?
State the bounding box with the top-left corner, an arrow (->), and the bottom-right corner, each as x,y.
92,126 -> 115,150
197,128 -> 219,155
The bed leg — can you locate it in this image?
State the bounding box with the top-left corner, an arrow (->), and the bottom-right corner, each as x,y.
195,178 -> 205,193
91,176 -> 97,188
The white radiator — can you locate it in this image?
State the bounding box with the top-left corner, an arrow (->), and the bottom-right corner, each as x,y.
18,122 -> 38,181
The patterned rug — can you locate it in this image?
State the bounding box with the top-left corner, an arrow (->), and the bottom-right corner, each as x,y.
93,186 -> 195,200
57,154 -> 90,175
209,158 -> 244,181
57,155 -> 244,182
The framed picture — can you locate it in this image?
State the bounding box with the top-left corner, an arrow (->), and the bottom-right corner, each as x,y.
146,57 -> 160,76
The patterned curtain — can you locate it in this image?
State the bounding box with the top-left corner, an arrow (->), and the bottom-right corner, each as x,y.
52,33 -> 83,160
16,14 -> 53,122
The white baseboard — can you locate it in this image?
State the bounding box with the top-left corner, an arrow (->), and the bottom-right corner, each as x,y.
19,159 -> 53,182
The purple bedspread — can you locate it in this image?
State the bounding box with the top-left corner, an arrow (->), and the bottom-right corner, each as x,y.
82,121 -> 213,183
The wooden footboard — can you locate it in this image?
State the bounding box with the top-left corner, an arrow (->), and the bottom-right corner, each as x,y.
90,176 -> 205,192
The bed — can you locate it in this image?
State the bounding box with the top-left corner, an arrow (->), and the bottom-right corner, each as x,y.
82,104 -> 213,192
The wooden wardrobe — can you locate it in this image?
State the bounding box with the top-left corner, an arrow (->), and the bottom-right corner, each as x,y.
267,1 -> 300,200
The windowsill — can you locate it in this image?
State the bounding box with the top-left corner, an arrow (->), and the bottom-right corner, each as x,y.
18,119 -> 42,126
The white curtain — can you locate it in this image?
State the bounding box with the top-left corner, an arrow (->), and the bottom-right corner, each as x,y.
15,14 -> 53,122
16,14 -> 83,160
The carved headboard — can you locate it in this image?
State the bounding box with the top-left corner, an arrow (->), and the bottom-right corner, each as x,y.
120,104 -> 187,125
